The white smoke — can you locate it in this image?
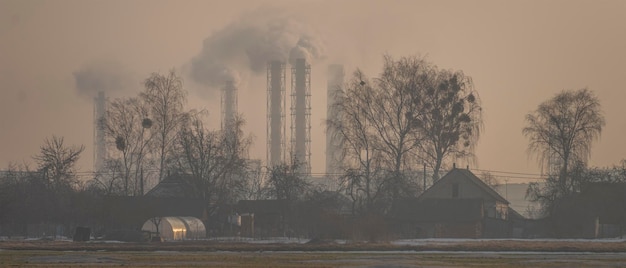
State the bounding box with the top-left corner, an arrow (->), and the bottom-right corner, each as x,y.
189,7 -> 326,92
289,34 -> 325,66
73,60 -> 134,99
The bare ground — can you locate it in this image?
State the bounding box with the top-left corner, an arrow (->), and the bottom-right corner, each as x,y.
1,238 -> 626,252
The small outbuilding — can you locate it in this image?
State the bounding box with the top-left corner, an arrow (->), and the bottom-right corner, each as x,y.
141,216 -> 206,241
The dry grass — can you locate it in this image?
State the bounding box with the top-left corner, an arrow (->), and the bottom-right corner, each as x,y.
2,239 -> 626,267
3,249 -> 626,267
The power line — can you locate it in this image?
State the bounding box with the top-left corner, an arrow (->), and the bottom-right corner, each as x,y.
1,167 -> 551,181
471,168 -> 546,177
470,168 -> 548,181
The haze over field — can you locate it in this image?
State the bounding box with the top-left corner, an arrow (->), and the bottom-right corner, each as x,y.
1,0 -> 625,182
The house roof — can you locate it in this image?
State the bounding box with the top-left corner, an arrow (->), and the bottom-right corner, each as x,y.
508,207 -> 525,221
104,196 -> 205,226
421,168 -> 509,204
145,174 -> 196,198
237,199 -> 289,215
305,190 -> 353,215
391,198 -> 484,222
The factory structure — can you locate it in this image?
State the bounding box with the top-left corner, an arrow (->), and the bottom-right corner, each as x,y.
93,91 -> 107,172
266,61 -> 288,168
266,58 -> 315,175
92,60 -> 345,181
219,58 -> 343,177
290,59 -> 312,175
221,79 -> 238,133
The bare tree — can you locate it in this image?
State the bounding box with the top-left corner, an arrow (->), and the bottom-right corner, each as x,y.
328,71 -> 382,213
328,55 -> 478,212
266,159 -> 311,202
410,66 -> 483,182
98,69 -> 186,194
29,136 -> 85,229
240,160 -> 267,200
328,66 -> 421,214
524,88 -> 604,202
33,136 -> 84,190
100,97 -> 154,196
142,69 -> 187,182
577,160 -> 626,185
174,112 -> 252,214
87,159 -> 125,196
370,55 -> 426,198
149,216 -> 163,239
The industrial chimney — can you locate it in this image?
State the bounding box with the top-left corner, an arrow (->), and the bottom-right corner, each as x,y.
326,64 -> 344,175
267,61 -> 286,167
221,80 -> 238,132
291,58 -> 311,175
93,91 -> 107,171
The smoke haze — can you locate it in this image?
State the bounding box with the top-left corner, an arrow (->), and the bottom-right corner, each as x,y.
189,6 -> 325,92
1,0 -> 625,181
73,60 -> 134,99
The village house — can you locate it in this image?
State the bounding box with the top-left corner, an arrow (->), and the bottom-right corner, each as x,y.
390,167 -> 525,238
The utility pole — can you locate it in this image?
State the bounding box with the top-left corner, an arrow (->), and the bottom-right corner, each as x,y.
504,177 -> 509,200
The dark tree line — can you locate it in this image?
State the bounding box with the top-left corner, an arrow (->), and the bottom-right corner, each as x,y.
0,137 -> 104,237
1,55 -> 490,238
0,69 -> 259,237
2,55 -> 620,239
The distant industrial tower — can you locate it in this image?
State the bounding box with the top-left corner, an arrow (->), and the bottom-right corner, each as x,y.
267,61 -> 287,167
221,80 -> 238,132
326,64 -> 344,175
291,58 -> 311,175
93,91 -> 107,171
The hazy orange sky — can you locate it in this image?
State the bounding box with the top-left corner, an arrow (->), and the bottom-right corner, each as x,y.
1,0 -> 625,183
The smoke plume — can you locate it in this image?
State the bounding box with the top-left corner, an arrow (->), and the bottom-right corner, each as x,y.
189,7 -> 325,91
73,60 -> 134,99
288,34 -> 324,66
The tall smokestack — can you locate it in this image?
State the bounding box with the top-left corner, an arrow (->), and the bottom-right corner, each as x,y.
291,58 -> 311,175
267,61 -> 286,167
326,64 -> 344,175
94,91 -> 107,171
221,80 -> 238,132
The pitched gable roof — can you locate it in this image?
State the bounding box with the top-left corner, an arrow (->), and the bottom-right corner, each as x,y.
391,198 -> 484,222
145,174 -> 196,198
508,207 -> 525,221
421,168 -> 509,204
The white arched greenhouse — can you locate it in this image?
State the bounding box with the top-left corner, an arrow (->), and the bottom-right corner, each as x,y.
141,216 -> 206,241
